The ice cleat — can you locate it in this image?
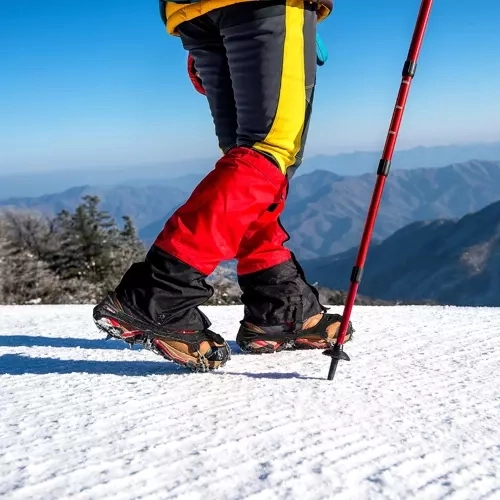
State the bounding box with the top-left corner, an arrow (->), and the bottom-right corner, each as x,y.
236,313 -> 354,354
93,293 -> 231,372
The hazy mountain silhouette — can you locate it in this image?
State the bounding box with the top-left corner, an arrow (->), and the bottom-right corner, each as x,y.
0,184 -> 188,230
302,200 -> 500,306
2,159 -> 500,263
2,141 -> 499,198
281,160 -> 500,258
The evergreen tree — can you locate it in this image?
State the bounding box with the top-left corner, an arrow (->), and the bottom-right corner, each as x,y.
0,210 -> 63,304
50,196 -> 145,299
52,196 -> 120,285
0,198 -> 147,304
116,215 -> 146,271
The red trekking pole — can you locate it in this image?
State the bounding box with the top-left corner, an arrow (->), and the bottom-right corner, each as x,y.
323,0 -> 434,381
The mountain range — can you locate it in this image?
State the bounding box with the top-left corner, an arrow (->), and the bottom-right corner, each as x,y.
3,155 -> 500,306
1,141 -> 499,198
280,159 -> 500,258
0,184 -> 188,231
2,160 -> 500,263
138,159 -> 500,259
296,141 -> 500,176
302,200 -> 500,306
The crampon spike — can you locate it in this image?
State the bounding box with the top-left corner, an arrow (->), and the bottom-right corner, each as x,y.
325,0 -> 434,381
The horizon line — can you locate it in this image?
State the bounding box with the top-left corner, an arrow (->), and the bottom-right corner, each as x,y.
1,138 -> 500,177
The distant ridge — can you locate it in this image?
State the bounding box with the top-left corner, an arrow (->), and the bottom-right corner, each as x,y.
1,140 -> 499,198
303,199 -> 500,306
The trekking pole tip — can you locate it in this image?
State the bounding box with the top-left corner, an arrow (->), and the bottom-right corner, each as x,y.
323,343 -> 350,381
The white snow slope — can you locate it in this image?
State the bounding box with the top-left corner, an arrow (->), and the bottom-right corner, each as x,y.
1,304 -> 499,500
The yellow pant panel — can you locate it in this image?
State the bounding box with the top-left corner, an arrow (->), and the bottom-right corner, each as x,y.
252,0 -> 307,174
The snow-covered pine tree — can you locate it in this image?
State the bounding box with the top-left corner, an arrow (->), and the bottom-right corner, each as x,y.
51,196 -> 118,286
0,197 -> 146,304
50,196 -> 145,300
0,210 -> 63,304
116,215 -> 146,270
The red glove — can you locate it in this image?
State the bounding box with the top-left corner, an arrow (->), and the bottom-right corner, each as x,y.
187,54 -> 205,95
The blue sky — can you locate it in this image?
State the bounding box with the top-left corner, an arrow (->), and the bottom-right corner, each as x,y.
1,0 -> 499,173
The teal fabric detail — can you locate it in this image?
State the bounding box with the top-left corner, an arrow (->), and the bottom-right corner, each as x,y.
316,33 -> 328,66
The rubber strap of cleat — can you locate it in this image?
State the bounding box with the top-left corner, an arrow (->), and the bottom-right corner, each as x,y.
154,329 -> 225,347
296,313 -> 345,339
240,314 -> 351,343
96,303 -> 224,347
239,325 -> 298,344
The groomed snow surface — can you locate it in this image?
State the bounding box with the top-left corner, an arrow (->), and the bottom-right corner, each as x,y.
1,304 -> 499,500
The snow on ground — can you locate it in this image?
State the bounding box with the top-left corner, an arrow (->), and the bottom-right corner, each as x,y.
0,304 -> 499,500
